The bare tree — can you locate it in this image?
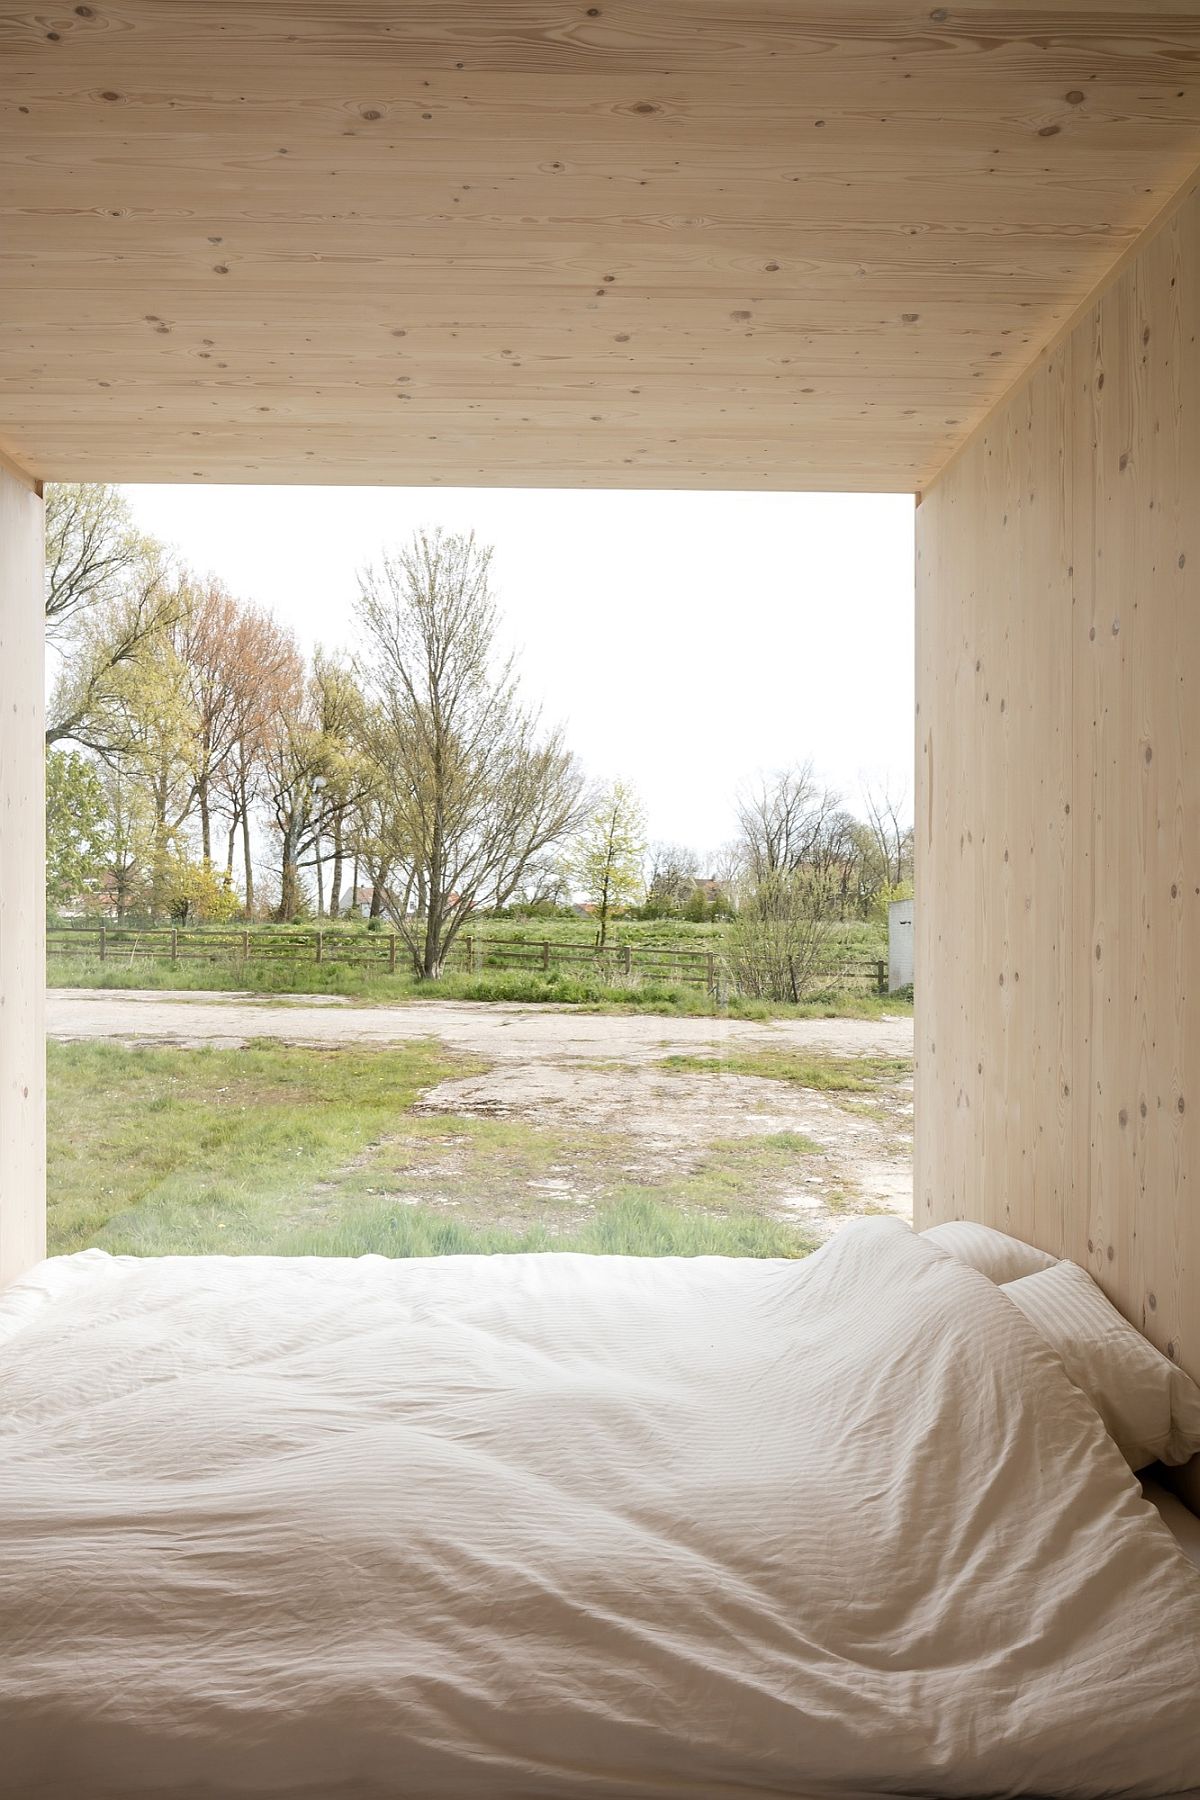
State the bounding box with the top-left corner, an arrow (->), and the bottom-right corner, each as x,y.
735,762 -> 844,883
725,872 -> 831,1003
355,530 -> 585,979
645,841 -> 701,914
862,778 -> 914,892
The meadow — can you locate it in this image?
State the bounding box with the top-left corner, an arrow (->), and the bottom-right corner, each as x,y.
47,914 -> 903,1021
47,1038 -> 831,1261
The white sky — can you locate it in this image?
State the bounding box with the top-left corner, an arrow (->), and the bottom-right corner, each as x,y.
122,486 -> 915,858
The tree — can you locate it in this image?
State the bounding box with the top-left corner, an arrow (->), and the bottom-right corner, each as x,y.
173,579 -> 252,865
735,763 -> 843,883
259,670 -> 328,922
724,871 -> 830,1003
306,654 -> 372,919
862,779 -> 914,894
214,610 -> 304,916
45,483 -> 152,638
568,780 -> 647,948
103,622 -> 201,919
160,854 -> 241,926
95,759 -> 155,923
644,841 -> 700,916
45,485 -> 180,753
45,749 -> 111,913
355,529 -> 585,978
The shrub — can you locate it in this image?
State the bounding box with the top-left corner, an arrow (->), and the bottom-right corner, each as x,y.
724,873 -> 831,1003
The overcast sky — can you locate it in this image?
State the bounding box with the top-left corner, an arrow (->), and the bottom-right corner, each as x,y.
122,485 -> 915,858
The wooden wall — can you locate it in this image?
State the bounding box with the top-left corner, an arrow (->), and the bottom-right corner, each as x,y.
0,457 -> 45,1286
915,180 -> 1200,1387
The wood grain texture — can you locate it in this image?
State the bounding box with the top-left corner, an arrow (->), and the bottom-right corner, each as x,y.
916,179 -> 1200,1385
4,2 -> 1200,487
0,460 -> 45,1287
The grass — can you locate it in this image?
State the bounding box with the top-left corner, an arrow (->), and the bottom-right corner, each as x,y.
659,1049 -> 913,1091
47,954 -> 912,1022
48,1040 -> 821,1261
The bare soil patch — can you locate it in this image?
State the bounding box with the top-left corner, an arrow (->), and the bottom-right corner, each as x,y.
48,990 -> 913,1239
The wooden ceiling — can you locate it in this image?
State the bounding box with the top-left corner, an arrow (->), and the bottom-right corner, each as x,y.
3,4 -> 1200,492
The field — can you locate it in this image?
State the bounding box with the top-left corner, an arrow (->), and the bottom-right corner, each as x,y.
47,996 -> 914,1261
47,915 -> 900,1020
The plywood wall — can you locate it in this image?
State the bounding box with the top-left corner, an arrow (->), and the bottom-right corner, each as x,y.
916,178 -> 1200,1386
0,459 -> 45,1286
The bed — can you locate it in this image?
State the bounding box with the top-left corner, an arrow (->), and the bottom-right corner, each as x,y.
1,1217 -> 1198,1800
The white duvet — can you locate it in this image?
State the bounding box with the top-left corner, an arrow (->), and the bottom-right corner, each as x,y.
0,1219 -> 1198,1800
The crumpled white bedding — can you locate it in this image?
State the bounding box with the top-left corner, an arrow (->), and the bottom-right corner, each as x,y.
0,1218 -> 1198,1800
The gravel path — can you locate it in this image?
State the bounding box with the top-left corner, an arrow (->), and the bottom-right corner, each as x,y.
48,989 -> 913,1062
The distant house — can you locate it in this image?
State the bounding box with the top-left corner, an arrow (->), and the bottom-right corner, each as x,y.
338,885 -> 379,919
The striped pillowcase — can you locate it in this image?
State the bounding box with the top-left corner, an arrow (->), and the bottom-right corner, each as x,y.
1002,1261 -> 1200,1471
922,1220 -> 1058,1285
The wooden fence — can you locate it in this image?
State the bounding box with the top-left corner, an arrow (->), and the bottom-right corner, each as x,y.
46,923 -> 888,995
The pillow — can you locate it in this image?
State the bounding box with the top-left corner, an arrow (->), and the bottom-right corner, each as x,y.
922,1220 -> 1058,1284
1001,1261 -> 1200,1470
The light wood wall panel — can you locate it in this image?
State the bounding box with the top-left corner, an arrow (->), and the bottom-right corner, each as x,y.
0,459 -> 45,1286
916,180 -> 1200,1385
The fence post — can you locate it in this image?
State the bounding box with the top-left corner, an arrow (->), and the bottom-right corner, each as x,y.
465,935 -> 473,972
622,943 -> 632,976
876,958 -> 886,995
542,939 -> 550,969
242,930 -> 250,961
99,924 -> 107,963
315,932 -> 324,965
388,933 -> 397,974
706,950 -> 716,993
170,927 -> 178,961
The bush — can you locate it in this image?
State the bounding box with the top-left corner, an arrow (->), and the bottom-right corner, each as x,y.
724,873 -> 830,1003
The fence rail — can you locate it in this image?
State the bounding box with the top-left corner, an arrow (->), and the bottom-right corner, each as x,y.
46,923 -> 888,995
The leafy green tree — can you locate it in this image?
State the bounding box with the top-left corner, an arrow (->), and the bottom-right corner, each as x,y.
97,759 -> 156,923
45,484 -> 179,753
105,619 -> 202,919
45,749 -> 111,913
161,855 -> 241,926
568,780 -> 647,948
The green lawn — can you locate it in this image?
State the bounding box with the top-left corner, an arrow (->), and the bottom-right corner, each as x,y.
48,1039 -> 822,1261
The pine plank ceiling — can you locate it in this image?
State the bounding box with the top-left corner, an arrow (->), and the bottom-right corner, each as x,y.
3,4 -> 1200,492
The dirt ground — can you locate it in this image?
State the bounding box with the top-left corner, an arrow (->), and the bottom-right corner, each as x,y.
48,991 -> 915,1236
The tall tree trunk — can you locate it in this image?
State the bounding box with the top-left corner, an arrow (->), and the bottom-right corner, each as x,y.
199,779 -> 211,863
315,850 -> 325,917
241,791 -> 255,918
368,865 -> 387,926
329,818 -> 344,921
278,821 -> 299,921
598,868 -> 611,949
